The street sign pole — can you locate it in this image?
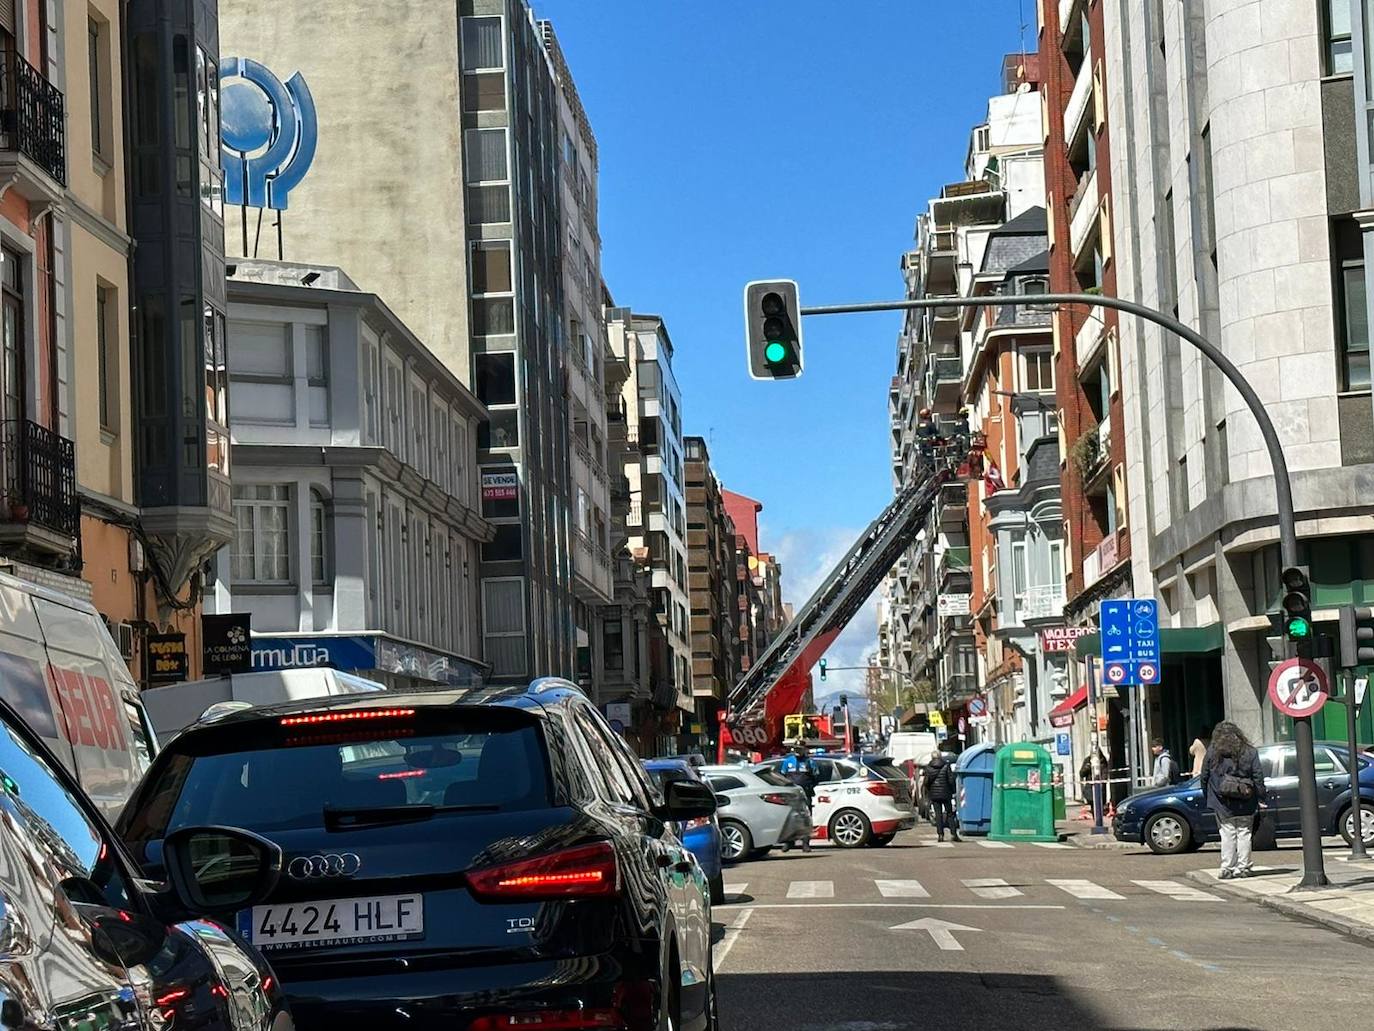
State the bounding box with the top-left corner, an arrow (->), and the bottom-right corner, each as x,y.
1086,658 -> 1106,835
1345,672 -> 1368,861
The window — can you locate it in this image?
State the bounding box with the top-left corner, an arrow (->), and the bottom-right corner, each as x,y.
1326,0 -> 1354,74
475,353 -> 516,406
461,16 -> 504,70
603,607 -> 624,669
471,241 -> 513,295
465,128 -> 510,225
482,577 -> 526,677
96,284 -> 115,431
232,484 -> 292,583
363,342 -> 380,443
463,73 -> 506,113
229,320 -> 293,423
384,359 -> 404,453
1023,347 -> 1054,392
1,247 -> 23,428
473,298 -> 516,336
88,18 -> 104,156
1049,538 -> 1066,588
310,489 -> 330,584
482,523 -> 523,562
1336,219 -> 1370,390
1010,539 -> 1028,615
481,408 -> 519,449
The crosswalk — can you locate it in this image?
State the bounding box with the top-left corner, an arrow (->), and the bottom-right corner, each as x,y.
721,876 -> 1225,905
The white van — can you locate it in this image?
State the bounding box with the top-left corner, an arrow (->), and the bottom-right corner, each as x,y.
140,667 -> 386,741
0,570 -> 156,820
887,731 -> 941,767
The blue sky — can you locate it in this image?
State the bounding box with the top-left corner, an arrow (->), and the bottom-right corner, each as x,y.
537,1 -> 1029,694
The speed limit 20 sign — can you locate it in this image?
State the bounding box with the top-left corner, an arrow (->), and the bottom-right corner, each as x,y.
1267,658 -> 1330,718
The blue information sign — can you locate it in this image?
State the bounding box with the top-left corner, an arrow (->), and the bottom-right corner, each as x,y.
1055,732 -> 1071,756
1099,599 -> 1161,686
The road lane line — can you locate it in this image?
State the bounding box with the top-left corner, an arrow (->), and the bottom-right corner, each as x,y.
932,841 -> 954,848
1049,879 -> 1126,900
724,882 -> 748,898
1032,842 -> 1072,849
1132,879 -> 1223,902
712,902 -> 1066,911
876,879 -> 930,898
976,840 -> 1015,849
713,907 -> 753,972
786,880 -> 834,899
962,878 -> 1023,899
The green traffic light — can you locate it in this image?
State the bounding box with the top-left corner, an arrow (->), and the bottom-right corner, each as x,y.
1286,615 -> 1312,639
765,341 -> 788,364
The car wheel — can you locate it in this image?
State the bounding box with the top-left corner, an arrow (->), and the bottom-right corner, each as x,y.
1339,802 -> 1374,846
658,952 -> 680,1031
709,872 -> 726,906
704,953 -> 720,1031
719,820 -> 752,863
866,833 -> 896,847
1144,812 -> 1191,855
830,809 -> 871,848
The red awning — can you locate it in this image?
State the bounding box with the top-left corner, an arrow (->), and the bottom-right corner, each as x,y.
1048,687 -> 1088,728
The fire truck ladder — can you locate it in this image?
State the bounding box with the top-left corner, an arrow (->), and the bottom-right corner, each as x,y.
728,448 -> 966,721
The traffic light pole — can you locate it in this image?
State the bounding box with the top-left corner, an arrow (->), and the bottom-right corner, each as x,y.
799,291 -> 1326,887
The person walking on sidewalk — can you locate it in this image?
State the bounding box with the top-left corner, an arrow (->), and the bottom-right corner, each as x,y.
1200,721 -> 1266,879
922,750 -> 960,842
1150,738 -> 1179,787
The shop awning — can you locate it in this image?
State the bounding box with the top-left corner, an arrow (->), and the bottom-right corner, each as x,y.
1071,622 -> 1225,660
1048,686 -> 1088,727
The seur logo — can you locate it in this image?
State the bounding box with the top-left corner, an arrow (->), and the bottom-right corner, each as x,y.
221,57 -> 317,211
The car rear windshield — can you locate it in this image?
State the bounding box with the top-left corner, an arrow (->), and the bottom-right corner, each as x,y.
121,709 -> 550,845
865,759 -> 908,781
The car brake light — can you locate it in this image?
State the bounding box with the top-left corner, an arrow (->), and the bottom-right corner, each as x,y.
467,1011 -> 623,1030
155,989 -> 190,1008
760,793 -> 792,805
279,707 -> 416,726
867,782 -> 896,797
467,842 -> 619,900
378,769 -> 426,780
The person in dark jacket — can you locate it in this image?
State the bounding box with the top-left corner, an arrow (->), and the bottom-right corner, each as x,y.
780,751 -> 817,853
921,750 -> 960,842
1199,721 -> 1266,879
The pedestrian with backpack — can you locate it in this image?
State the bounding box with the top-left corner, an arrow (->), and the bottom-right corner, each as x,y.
1199,721 -> 1266,879
922,750 -> 960,842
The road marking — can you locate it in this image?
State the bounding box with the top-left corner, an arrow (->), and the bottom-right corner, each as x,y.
976,840 -> 1015,849
713,902 -> 1065,911
1048,879 -> 1125,900
876,879 -> 930,898
1132,879 -> 1223,902
932,841 -> 954,848
713,907 -> 753,972
962,878 -> 1023,899
724,882 -> 748,897
890,917 -> 980,951
1031,841 -> 1072,849
786,880 -> 834,899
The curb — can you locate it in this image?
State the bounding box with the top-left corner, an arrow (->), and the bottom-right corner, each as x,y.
1185,870 -> 1374,945
1065,833 -> 1138,850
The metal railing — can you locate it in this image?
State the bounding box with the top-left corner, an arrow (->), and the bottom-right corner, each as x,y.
0,50 -> 65,186
4,419 -> 78,539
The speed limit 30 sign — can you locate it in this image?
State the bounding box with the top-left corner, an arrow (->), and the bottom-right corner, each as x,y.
1267,658 -> 1330,718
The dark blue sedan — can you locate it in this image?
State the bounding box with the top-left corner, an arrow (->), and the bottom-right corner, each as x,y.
1113,741 -> 1374,854
645,758 -> 725,903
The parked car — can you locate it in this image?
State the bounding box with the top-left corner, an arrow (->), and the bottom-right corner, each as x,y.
757,753 -> 917,848
118,678 -> 718,1031
645,757 -> 725,903
700,763 -> 811,862
0,570 -> 159,818
1113,741 -> 1374,854
0,697 -> 291,1031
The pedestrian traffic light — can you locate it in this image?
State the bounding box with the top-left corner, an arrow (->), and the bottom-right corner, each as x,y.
744,280 -> 803,380
1281,566 -> 1313,646
1338,605 -> 1374,668
819,658 -> 827,681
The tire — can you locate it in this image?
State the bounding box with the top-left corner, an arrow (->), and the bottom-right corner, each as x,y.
866,833 -> 896,847
829,809 -> 871,848
1144,811 -> 1192,855
719,820 -> 752,863
1339,801 -> 1374,846
709,872 -> 726,906
658,948 -> 680,1031
704,953 -> 720,1031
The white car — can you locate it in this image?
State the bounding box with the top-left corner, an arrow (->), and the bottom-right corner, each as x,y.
755,755 -> 917,848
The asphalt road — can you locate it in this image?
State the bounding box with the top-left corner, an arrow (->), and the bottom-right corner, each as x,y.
712,829 -> 1370,1031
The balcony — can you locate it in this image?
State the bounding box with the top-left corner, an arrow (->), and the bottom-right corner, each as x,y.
1069,168 -> 1099,258
0,419 -> 79,557
930,355 -> 963,406
1082,531 -> 1123,589
935,480 -> 967,528
0,50 -> 65,201
572,527 -> 613,603
1064,49 -> 1094,147
938,546 -> 971,584
1074,309 -> 1106,365
1020,583 -> 1067,622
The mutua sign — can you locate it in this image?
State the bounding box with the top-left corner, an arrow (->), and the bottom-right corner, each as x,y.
251,635 -> 377,672
1039,626 -> 1094,653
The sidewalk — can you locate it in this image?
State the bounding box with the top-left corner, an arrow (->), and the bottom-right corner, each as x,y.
1187,859 -> 1374,943
1061,811 -> 1137,849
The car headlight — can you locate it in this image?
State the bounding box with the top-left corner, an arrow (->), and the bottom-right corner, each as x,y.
1115,801 -> 1131,816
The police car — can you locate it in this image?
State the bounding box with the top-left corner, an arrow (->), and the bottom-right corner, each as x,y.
757,753 -> 917,848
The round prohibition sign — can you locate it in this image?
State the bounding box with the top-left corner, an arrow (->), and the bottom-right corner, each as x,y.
1105,663 -> 1127,684
1138,662 -> 1158,682
1267,658 -> 1329,718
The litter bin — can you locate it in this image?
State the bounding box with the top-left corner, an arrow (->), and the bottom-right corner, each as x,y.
990,742 -> 1059,842
954,742 -> 998,836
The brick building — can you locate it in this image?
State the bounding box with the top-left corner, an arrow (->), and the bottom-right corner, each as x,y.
685,436 -> 738,749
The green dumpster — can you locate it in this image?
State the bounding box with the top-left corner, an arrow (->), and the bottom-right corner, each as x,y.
989,742 -> 1059,842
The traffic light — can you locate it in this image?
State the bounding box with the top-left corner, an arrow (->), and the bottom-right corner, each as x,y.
819,658 -> 827,681
1280,566 -> 1313,646
1338,605 -> 1374,668
744,280 -> 803,380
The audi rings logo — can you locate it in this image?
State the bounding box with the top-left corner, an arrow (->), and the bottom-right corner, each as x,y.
287,853 -> 362,879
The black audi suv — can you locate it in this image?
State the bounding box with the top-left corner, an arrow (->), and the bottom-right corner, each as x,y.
117,678 -> 718,1031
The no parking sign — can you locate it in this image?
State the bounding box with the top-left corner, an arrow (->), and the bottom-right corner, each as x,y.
1267,658 -> 1329,718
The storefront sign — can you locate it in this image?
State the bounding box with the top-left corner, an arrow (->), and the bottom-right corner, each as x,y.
251,635 -> 377,672
148,633 -> 188,684
481,471 -> 519,501
1039,626 -> 1093,653
937,593 -> 971,617
202,613 -> 252,674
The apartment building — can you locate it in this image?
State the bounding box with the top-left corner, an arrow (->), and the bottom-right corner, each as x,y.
685,436 -> 739,748
722,489 -> 784,670
208,261 -> 491,686
606,307 -> 692,723
220,0 -> 577,682
1097,0 -> 1374,747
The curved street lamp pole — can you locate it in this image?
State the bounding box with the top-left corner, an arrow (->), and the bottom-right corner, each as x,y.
800,291 -> 1325,888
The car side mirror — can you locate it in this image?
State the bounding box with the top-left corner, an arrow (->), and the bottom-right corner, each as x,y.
659,780 -> 717,822
714,794 -> 730,807
162,825 -> 282,915
90,910 -> 168,968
